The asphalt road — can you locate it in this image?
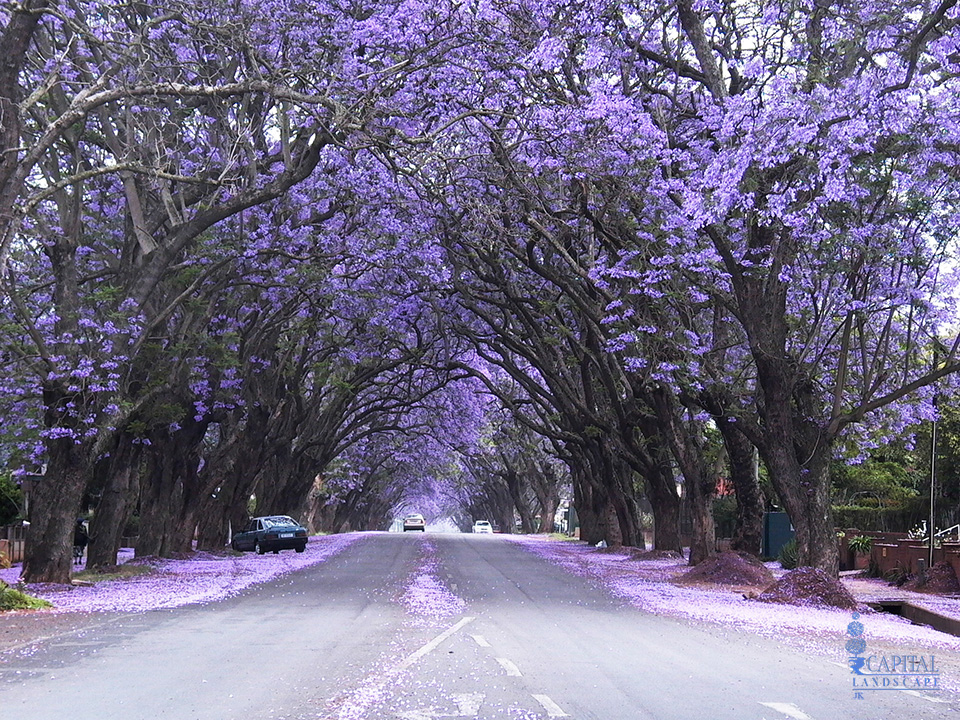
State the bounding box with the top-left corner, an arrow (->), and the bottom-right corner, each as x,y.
1,533 -> 956,720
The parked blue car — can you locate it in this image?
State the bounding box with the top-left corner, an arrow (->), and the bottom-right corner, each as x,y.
231,515 -> 308,554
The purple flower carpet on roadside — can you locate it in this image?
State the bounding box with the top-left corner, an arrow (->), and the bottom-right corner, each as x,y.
0,533 -> 362,613
506,535 -> 960,654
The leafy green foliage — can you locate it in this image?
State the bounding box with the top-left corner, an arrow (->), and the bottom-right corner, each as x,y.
778,538 -> 799,570
847,534 -> 873,555
832,452 -> 924,532
0,472 -> 23,525
0,581 -> 52,611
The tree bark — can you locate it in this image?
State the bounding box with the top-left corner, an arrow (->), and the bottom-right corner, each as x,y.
715,417 -> 763,556
506,468 -> 537,534
137,419 -> 207,557
530,461 -> 561,533
22,435 -> 90,583
648,387 -> 717,565
87,434 -> 142,567
752,359 -> 840,574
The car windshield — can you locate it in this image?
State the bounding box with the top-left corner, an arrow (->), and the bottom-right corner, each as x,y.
262,516 -> 297,528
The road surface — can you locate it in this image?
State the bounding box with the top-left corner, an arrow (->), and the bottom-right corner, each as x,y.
1,532 -> 955,719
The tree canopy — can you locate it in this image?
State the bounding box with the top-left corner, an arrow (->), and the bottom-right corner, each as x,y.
2,0 -> 959,581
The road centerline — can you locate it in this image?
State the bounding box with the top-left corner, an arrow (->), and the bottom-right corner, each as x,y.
496,657 -> 523,676
397,616 -> 476,672
759,701 -> 814,719
532,694 -> 569,717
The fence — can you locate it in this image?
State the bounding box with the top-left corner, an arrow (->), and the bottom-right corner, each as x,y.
0,524 -> 26,566
869,536 -> 960,581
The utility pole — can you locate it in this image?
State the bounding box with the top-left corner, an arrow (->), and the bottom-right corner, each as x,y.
929,409 -> 937,570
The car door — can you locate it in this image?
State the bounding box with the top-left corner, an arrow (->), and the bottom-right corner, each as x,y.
237,519 -> 259,551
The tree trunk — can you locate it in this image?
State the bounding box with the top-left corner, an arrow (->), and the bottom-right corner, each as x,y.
572,475 -> 602,544
716,418 -> 763,556
752,354 -> 840,575
531,462 -> 561,533
87,435 -> 141,567
686,473 -> 717,565
506,469 -> 536,534
137,420 -> 206,557
647,387 -> 716,564
256,451 -> 320,517
629,415 -> 683,553
644,464 -> 683,553
22,436 -> 90,583
602,500 -> 623,548
611,461 -> 643,547
194,463 -> 259,552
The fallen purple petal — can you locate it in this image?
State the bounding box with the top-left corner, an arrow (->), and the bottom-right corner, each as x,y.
1,534 -> 362,613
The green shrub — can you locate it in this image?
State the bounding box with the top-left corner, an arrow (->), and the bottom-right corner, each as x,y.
0,472 -> 23,526
778,538 -> 800,569
0,581 -> 52,611
848,534 -> 873,554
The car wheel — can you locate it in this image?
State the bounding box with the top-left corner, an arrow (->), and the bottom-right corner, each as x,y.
295,545 -> 305,553
273,549 -> 279,554
255,541 -> 265,554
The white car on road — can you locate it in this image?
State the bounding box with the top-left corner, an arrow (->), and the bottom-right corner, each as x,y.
472,520 -> 493,534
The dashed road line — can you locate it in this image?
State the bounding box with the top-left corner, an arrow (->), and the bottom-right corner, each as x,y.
328,617 -> 477,719
496,657 -> 522,676
453,692 -> 485,715
900,689 -> 949,703
532,694 -> 569,717
397,616 -> 476,671
470,634 -> 492,648
759,702 -> 814,719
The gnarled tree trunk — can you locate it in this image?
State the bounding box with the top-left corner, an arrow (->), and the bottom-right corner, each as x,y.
87,434 -> 142,567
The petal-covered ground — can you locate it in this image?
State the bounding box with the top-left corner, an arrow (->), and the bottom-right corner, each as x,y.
400,538 -> 467,622
5,532 -> 960,660
506,535 -> 960,655
0,533 -> 361,613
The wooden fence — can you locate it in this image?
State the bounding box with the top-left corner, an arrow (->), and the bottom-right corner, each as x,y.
0,524 -> 26,566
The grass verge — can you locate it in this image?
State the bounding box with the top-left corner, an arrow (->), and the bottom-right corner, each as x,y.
74,563 -> 154,583
0,580 -> 53,611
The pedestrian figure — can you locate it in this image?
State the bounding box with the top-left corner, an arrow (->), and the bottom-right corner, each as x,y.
73,519 -> 88,564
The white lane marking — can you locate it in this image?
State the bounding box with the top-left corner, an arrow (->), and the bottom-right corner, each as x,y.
397,709 -> 444,720
453,692 -> 485,715
900,689 -> 949,703
759,702 -> 814,719
532,694 -> 569,717
496,657 -> 522,676
335,617 -> 476,719
397,692 -> 486,719
470,634 -> 492,647
397,616 -> 476,671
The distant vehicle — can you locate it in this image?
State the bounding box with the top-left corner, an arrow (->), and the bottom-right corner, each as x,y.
472,520 -> 493,534
403,514 -> 427,532
232,516 -> 308,554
